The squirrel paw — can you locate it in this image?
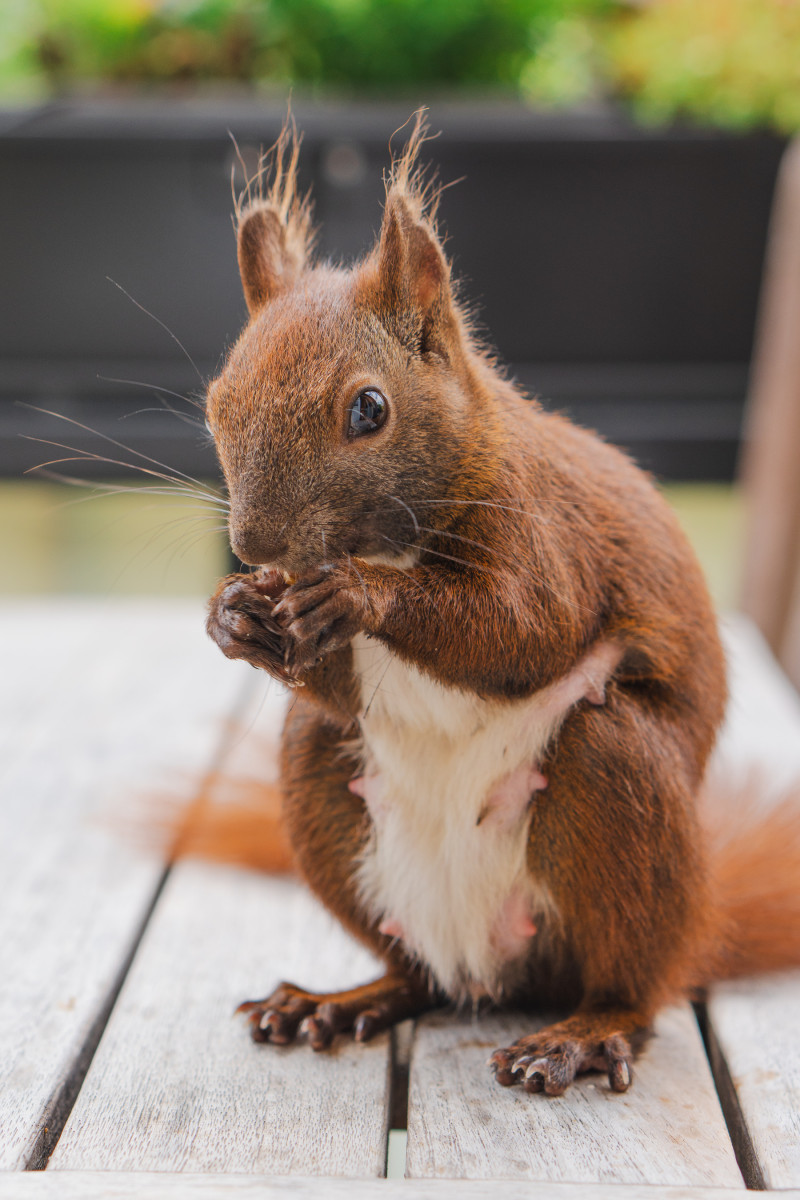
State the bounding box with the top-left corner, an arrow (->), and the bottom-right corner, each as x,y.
237,974 -> 431,1051
488,1013 -> 646,1096
273,563 -> 372,675
206,571 -> 294,683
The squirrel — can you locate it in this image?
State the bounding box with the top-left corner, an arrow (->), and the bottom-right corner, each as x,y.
197,113 -> 800,1097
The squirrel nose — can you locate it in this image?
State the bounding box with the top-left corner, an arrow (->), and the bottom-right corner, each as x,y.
229,523 -> 288,566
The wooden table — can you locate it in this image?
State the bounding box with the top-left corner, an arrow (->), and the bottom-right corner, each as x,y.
2,600 -> 799,1199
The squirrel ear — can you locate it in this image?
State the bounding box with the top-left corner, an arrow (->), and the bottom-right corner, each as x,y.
379,194 -> 447,311
234,122 -> 314,316
368,191 -> 453,353
237,203 -> 303,315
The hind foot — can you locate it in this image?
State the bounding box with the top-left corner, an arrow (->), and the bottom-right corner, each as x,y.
237,973 -> 433,1051
489,1011 -> 649,1096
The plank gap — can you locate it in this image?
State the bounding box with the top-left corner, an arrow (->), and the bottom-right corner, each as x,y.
694,1000 -> 767,1191
388,1020 -> 413,1132
24,864 -> 172,1172
386,1021 -> 414,1179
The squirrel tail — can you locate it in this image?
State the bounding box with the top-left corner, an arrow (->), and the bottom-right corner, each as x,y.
137,763 -> 800,984
698,771 -> 800,984
141,769 -> 295,875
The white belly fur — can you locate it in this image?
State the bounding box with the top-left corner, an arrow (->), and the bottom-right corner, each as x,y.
350,632 -> 622,1000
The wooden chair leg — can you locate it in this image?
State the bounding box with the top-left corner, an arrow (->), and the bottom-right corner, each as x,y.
739,138 -> 800,689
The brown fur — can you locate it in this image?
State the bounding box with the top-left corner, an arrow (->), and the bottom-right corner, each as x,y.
191,112 -> 800,1095
699,773 -> 800,982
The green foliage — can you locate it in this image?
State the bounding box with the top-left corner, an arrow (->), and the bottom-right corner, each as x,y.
0,0 -> 609,97
4,0 -> 800,135
605,0 -> 800,135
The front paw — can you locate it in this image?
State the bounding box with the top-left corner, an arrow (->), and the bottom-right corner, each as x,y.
273,562 -> 374,675
206,570 -> 294,683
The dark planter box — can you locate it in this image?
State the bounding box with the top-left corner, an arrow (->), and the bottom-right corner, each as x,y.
0,98 -> 785,481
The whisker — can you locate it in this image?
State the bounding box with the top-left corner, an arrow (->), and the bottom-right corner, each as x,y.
20,419 -> 227,505
105,277 -> 205,385
44,485 -> 229,518
362,652 -> 395,719
388,494 -> 420,538
415,497 -> 579,519
97,373 -> 206,411
391,561 -> 438,607
23,449 -> 224,506
379,533 -> 491,574
384,528 -> 597,619
416,522 -> 498,562
419,523 -> 597,618
31,469 -> 230,514
118,406 -> 206,431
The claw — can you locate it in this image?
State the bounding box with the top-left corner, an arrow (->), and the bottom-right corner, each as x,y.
354,1010 -> 379,1042
258,1010 -> 296,1045
524,1057 -> 549,1079
302,1014 -> 335,1052
609,1057 -> 631,1092
488,1049 -> 517,1087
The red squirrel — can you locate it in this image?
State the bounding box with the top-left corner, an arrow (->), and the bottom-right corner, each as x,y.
201,114 -> 800,1097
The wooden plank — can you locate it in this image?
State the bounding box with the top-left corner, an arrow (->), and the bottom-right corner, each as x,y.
706,616 -> 800,1189
707,973 -> 800,1190
405,1005 -> 742,1186
714,613 -> 800,788
0,600 -> 251,1171
50,865 -> 392,1177
2,1176 -> 794,1200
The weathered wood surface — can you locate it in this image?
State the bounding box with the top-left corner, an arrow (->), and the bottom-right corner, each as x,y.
0,600 -> 250,1170
3,602 -> 800,1186
5,1176 -> 800,1200
3,1174 -> 799,1200
706,621 -> 800,1189
405,1006 -> 742,1187
714,613 -> 800,788
708,973 -> 800,1190
50,866 -> 391,1177
51,666 -> 387,1177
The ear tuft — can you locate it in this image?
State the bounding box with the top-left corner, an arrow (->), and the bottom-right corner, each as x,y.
365,110 -> 454,352
234,120 -> 315,315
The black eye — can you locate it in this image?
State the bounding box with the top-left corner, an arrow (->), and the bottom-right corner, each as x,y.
347,388 -> 388,438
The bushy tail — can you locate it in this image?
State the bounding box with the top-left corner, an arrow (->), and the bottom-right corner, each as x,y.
700,772 -> 800,983
135,759 -> 800,984
141,769 -> 295,875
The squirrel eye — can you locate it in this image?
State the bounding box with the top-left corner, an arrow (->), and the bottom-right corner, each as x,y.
347,388 -> 388,438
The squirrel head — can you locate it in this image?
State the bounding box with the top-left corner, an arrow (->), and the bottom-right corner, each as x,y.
206,113 -> 497,575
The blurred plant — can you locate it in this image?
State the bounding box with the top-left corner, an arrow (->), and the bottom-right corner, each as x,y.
605,0 -> 800,134
4,0 -> 800,134
0,0 -> 611,98
520,13 -> 604,106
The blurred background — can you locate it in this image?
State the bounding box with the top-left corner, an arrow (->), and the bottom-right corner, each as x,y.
3,0 -> 799,608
